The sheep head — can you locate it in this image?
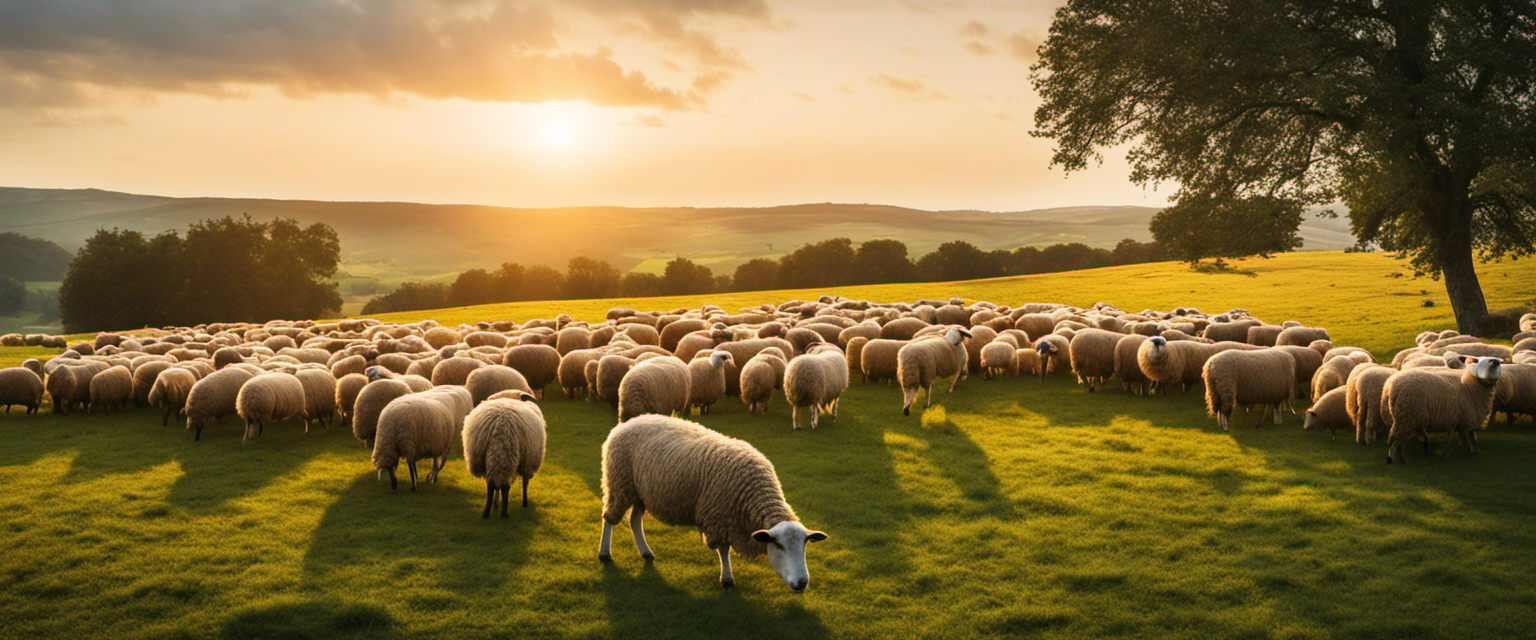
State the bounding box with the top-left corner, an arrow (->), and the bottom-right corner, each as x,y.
752,520 -> 829,593
1465,357 -> 1502,386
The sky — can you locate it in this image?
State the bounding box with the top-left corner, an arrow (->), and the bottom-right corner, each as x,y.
0,0 -> 1169,211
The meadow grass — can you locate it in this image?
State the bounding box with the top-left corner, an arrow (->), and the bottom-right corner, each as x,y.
2,250 -> 1535,639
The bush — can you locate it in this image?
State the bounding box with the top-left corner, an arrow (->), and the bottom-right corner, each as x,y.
1479,307 -> 1531,339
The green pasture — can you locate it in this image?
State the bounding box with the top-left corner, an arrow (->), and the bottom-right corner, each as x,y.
2,250 -> 1535,639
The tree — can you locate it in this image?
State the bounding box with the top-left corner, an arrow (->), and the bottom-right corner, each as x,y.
1032,0 -> 1536,334
661,257 -> 716,295
732,258 -> 779,292
621,272 -> 663,297
0,275 -> 24,315
522,265 -> 565,301
0,232 -> 73,281
448,268 -> 497,307
852,239 -> 917,284
1112,238 -> 1169,265
777,238 -> 856,288
563,256 -> 621,299
916,241 -> 1000,281
361,282 -> 450,315
1151,196 -> 1304,265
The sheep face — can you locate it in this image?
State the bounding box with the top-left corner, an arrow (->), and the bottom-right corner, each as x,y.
1467,357 -> 1501,386
710,352 -> 733,370
752,520 -> 828,593
945,327 -> 971,345
1302,410 -> 1321,431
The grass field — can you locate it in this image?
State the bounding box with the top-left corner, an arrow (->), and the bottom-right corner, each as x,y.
2,250 -> 1534,639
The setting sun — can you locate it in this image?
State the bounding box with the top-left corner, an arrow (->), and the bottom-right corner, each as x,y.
539,116 -> 576,151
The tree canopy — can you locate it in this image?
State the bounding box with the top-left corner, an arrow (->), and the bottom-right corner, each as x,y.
1032,0 -> 1536,333
0,232 -> 73,282
1151,196 -> 1304,264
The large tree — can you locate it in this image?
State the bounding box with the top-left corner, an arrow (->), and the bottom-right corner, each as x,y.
1032,0 -> 1536,334
1151,196 -> 1305,264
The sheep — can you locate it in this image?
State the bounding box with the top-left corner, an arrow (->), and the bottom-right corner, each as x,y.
22,358 -> 42,380
1311,355 -> 1360,402
1034,334 -> 1071,382
46,363 -> 101,415
1068,328 -> 1120,392
352,378 -> 413,448
236,373 -> 307,444
659,318 -> 710,352
1492,363 -> 1536,425
591,354 -> 637,411
131,360 -> 174,407
1114,334 -> 1151,395
1202,348 -> 1296,430
428,355 -> 482,387
740,350 -> 786,415
598,414 -> 828,590
461,391 -> 546,517
1303,387 -> 1351,441
372,393 -> 458,490
785,343 -> 850,428
0,368 -> 45,414
503,344 -> 560,398
617,356 -> 693,422
1345,364 -> 1395,445
1277,326 -> 1330,348
1203,319 -> 1262,343
688,351 -> 736,415
1014,313 -> 1055,340
1136,336 -> 1191,394
1272,345 -> 1325,396
1015,348 -> 1040,377
295,368 -> 338,429
1245,325 -> 1284,346
329,354 -> 368,379
86,365 -> 134,414
464,364 -> 533,405
1434,342 -> 1515,361
979,340 -> 1018,379
1382,357 -> 1502,463
894,328 -> 969,415
559,349 -> 607,399
714,338 -> 795,396
334,373 -> 368,426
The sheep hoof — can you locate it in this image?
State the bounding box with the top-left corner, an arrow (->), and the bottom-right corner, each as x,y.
598,553 -> 612,563
903,407 -> 910,416
642,553 -> 655,561
721,579 -> 734,589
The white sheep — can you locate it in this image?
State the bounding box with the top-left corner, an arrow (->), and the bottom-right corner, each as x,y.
462,391 -> 546,517
1068,328 -> 1120,392
1382,357 -> 1502,463
598,414 -> 828,590
739,349 -> 787,414
185,366 -> 259,440
617,355 -> 692,422
1202,348 -> 1296,430
236,372 -> 307,444
784,343 -> 850,428
373,393 -> 457,490
687,351 -> 735,415
896,327 -> 970,415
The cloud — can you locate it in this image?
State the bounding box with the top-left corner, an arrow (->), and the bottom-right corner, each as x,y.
1006,30 -> 1046,61
958,21 -> 991,37
636,114 -> 667,128
0,0 -> 769,113
870,74 -> 945,100
964,41 -> 993,56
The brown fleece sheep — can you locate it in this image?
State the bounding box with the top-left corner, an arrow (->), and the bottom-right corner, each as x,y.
132,360 -> 174,407
1303,387 -> 1351,441
660,319 -> 710,352
559,348 -> 609,399
593,354 -> 637,411
785,343 -> 850,428
1068,328 -> 1121,392
618,356 -> 693,422
90,364 -> 135,414
1383,358 -> 1502,463
1311,356 -> 1360,402
1345,364 -> 1394,445
431,356 -> 485,387
462,392 -> 546,516
236,372 -> 307,443
502,344 -> 560,399
599,414 -> 827,590
1034,334 -> 1071,382
880,317 -> 930,340
0,368 -> 45,414
1014,313 -> 1055,341
979,340 -> 1018,379
1202,348 -> 1296,430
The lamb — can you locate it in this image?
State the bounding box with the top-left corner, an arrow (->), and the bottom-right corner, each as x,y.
785,343 -> 850,428
617,356 -> 693,422
598,414 -> 827,590
352,378 -> 414,448
87,365 -> 134,414
295,368 -> 338,429
0,368 -> 45,414
1113,334 -> 1151,395
1068,328 -> 1120,392
896,328 -> 969,415
502,344 -> 560,399
461,391 -> 546,517
1034,334 -> 1071,382
1345,364 -> 1394,445
1303,387 -> 1351,441
1382,357 -> 1502,463
372,393 -> 458,490
236,372 -> 307,444
739,350 -> 787,415
688,351 -> 736,415
334,373 -> 368,426
1202,348 -> 1296,430
465,364 -> 534,405
1310,355 -> 1360,402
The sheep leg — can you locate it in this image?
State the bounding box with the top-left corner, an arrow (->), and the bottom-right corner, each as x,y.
483,480 -> 496,519
502,483 -> 512,517
408,460 -> 419,490
811,405 -> 820,429
791,405 -> 801,429
161,408 -> 170,426
518,477 -> 526,509
1218,412 -> 1229,431
717,546 -> 735,589
1272,403 -> 1283,425
193,427 -> 202,441
1467,430 -> 1480,454
599,521 -> 615,561
924,383 -> 934,408
947,374 -> 959,393
631,506 -> 654,560
831,398 -> 839,417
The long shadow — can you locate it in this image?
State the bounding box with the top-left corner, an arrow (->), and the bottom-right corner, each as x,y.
162,415 -> 341,512
219,598 -> 396,640
601,561 -> 828,639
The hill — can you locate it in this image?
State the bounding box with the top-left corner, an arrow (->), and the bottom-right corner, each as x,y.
0,187 -> 1355,286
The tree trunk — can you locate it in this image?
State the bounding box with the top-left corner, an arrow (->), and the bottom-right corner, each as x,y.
1439,236 -> 1488,336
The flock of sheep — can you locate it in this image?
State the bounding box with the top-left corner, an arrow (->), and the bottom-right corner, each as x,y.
2,300 -> 1535,590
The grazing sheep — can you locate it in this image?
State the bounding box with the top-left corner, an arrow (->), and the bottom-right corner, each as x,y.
897,328 -> 970,415
1114,334 -> 1151,395
352,378 -> 413,448
979,340 -> 1018,379
183,366 -> 260,439
659,319 -> 710,352
1311,356 -> 1360,402
1015,348 -> 1040,377
502,344 -> 561,399
617,356 -> 693,422
1303,387 -> 1351,441
1493,363 -> 1536,425
785,343 -> 850,428
22,358 -> 43,379
372,393 -> 457,490
465,365 -> 534,405
1068,328 -> 1120,392
88,365 -> 134,414
591,354 -> 636,411
1245,325 -> 1284,346
688,351 -> 736,415
740,350 -> 787,415
131,360 -> 174,407
236,373 -> 307,444
431,356 -> 485,387
598,414 -> 828,590
1383,357 -> 1502,463
1034,334 -> 1071,382
1277,326 -> 1330,348
462,391 -> 547,517
295,368 -> 338,429
880,317 -> 930,340
1202,348 -> 1296,430
856,339 -> 905,385
559,349 -> 607,399
1272,345 -> 1325,396
1345,364 -> 1394,445
334,373 -> 368,426
0,368 -> 45,414
714,338 -> 795,396
47,362 -> 105,415
1014,313 -> 1055,341
329,354 -> 368,379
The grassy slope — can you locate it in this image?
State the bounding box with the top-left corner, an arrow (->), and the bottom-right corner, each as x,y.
2,251 -> 1534,640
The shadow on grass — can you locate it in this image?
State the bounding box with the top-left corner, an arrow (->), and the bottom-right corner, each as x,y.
220,598 -> 396,640
601,562 -> 828,639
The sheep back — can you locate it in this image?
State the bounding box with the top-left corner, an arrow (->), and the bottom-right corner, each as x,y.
462,397 -> 547,486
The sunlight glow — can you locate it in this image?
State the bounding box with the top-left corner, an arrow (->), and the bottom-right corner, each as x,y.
540,116 -> 577,151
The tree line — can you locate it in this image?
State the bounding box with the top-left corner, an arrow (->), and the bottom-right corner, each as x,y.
361,237 -> 1168,314
59,215 -> 342,333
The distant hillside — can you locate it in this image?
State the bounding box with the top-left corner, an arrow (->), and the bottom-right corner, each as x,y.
0,187 -> 1355,285
0,232 -> 72,281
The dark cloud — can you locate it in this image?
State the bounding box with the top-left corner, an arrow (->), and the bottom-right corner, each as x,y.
871,74 -> 945,100
0,0 -> 769,112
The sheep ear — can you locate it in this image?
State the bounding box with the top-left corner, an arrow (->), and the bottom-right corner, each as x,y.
806,531 -> 828,543
752,530 -> 775,543
1463,356 -> 1476,364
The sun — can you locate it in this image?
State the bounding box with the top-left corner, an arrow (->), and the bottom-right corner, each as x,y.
540,116 -> 577,150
